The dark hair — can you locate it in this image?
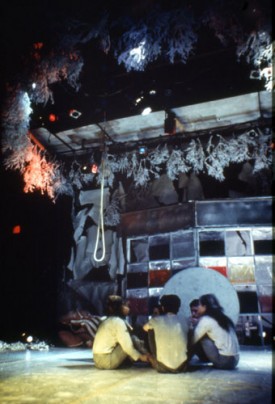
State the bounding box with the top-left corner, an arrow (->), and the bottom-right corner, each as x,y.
199,294 -> 235,331
152,304 -> 163,315
189,299 -> 199,308
160,294 -> 181,314
106,295 -> 123,316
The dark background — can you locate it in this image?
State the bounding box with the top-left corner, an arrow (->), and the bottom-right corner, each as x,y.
0,166 -> 73,342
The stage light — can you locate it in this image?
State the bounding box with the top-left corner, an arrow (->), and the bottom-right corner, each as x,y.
32,83 -> 36,89
69,109 -> 82,119
141,107 -> 152,116
48,113 -> 58,122
12,225 -> 21,234
138,145 -> 148,156
21,333 -> 33,343
81,163 -> 98,174
91,164 -> 98,174
81,164 -> 89,173
135,96 -> 143,105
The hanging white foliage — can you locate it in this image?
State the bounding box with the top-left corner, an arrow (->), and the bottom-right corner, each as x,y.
132,159 -> 151,187
226,131 -> 254,164
253,148 -> 271,172
237,31 -> 271,66
251,127 -> 273,172
148,164 -> 162,181
205,135 -> 231,181
204,158 -> 225,181
4,143 -> 33,172
65,127 -> 272,201
126,152 -> 139,179
209,135 -> 231,165
4,123 -> 272,202
116,28 -> 155,72
111,154 -> 130,173
2,90 -> 32,155
149,145 -> 170,165
1,3 -> 272,202
52,167 -> 74,199
67,162 -> 94,190
96,158 -> 115,188
104,194 -> 121,226
166,148 -> 190,180
237,31 -> 273,91
2,1 -> 272,202
30,53 -> 84,106
185,139 -> 205,173
115,7 -> 197,71
225,137 -> 246,164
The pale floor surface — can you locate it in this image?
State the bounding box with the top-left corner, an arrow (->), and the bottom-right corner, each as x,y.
0,346 -> 273,404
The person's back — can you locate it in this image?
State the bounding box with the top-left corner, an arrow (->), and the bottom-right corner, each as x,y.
93,316 -> 139,356
148,312 -> 188,369
143,294 -> 188,373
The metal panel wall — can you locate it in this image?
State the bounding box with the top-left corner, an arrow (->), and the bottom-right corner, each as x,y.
196,198 -> 273,227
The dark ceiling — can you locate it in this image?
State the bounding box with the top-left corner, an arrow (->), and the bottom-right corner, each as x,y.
1,0 -> 271,136
32,35 -> 262,134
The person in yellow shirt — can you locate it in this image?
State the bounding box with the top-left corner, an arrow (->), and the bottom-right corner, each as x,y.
143,294 -> 188,373
93,295 -> 149,369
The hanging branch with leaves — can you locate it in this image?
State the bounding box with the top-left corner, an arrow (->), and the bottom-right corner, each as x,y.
1,1 -> 273,203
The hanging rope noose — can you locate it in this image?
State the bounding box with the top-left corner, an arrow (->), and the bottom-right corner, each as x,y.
93,158 -> 106,262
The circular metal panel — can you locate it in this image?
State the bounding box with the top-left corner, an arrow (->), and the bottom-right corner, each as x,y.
161,267 -> 240,324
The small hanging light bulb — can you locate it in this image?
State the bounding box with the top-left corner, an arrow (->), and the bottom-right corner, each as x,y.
91,164 -> 98,174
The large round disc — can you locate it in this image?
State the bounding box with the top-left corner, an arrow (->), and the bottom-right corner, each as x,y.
161,267 -> 240,324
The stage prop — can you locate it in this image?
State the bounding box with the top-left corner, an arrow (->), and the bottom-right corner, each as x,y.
161,267 -> 240,324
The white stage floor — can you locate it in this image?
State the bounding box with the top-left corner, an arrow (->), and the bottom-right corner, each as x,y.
0,345 -> 273,403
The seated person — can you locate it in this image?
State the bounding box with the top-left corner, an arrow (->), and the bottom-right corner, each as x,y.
143,294 -> 188,373
187,299 -> 208,362
188,299 -> 200,330
152,304 -> 163,317
92,295 -> 149,369
189,294 -> 240,370
58,309 -> 102,348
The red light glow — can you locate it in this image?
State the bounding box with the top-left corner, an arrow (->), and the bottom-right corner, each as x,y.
33,42 -> 43,49
91,164 -> 98,174
12,225 -> 21,234
48,114 -> 58,122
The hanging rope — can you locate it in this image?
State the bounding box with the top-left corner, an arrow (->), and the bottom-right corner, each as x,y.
93,159 -> 106,262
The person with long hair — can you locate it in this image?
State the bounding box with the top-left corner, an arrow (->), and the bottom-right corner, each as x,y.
187,298 -> 209,362
189,293 -> 240,369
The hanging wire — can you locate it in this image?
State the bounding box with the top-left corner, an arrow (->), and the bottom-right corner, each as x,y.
93,158 -> 106,262
93,109 -> 109,263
